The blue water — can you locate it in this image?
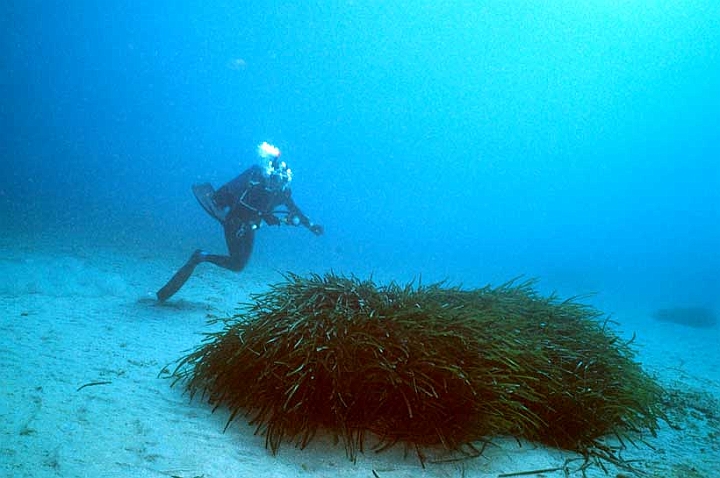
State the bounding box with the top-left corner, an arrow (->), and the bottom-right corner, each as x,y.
3,1 -> 719,311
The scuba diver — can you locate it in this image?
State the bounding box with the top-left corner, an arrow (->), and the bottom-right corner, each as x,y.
156,142 -> 324,301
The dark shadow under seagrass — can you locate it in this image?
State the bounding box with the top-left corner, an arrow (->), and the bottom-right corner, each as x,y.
171,273 -> 665,463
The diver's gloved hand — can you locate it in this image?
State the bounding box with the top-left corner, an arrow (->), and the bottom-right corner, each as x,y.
309,223 -> 324,236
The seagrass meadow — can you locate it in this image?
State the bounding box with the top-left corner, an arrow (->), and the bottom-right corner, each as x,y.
171,273 -> 666,466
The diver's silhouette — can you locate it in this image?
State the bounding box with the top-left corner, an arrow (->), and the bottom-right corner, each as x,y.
157,142 -> 323,301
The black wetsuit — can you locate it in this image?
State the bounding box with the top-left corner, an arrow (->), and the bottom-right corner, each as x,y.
157,165 -> 321,301
205,164 -> 314,272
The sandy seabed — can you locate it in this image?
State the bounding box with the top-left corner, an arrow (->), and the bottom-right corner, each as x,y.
1,239 -> 718,478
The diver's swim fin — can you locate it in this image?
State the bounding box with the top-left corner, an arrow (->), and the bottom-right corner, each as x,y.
192,183 -> 226,224
156,250 -> 204,302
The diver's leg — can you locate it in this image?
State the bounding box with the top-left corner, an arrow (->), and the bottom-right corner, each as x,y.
202,226 -> 255,272
156,249 -> 205,301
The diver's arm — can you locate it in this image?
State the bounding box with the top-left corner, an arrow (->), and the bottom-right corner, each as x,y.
283,194 -> 323,235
